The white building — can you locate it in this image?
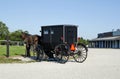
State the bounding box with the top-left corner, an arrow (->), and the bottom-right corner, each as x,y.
89,29 -> 120,48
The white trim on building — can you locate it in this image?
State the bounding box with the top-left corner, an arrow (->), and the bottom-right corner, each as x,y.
89,36 -> 120,48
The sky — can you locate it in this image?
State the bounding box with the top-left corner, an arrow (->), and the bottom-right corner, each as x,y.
0,0 -> 120,39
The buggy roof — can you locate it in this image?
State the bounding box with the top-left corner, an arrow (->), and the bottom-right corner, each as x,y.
41,24 -> 78,27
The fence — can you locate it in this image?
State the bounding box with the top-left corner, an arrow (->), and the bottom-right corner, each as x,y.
0,40 -> 24,57
0,40 -> 24,46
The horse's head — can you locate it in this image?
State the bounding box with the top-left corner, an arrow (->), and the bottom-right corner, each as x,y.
21,32 -> 30,44
21,32 -> 28,40
21,32 -> 25,40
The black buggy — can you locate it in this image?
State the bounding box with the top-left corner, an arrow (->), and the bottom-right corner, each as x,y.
36,25 -> 88,63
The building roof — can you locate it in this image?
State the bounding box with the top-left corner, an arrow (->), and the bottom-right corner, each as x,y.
90,36 -> 120,41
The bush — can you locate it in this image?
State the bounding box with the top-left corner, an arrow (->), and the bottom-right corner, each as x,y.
0,41 -> 6,45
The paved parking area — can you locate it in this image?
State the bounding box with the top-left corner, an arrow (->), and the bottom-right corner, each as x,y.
0,48 -> 120,79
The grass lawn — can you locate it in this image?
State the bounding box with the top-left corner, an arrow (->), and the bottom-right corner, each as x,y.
0,45 -> 25,56
0,45 -> 35,63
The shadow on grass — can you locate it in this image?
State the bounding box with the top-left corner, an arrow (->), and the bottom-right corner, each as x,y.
0,56 -> 22,63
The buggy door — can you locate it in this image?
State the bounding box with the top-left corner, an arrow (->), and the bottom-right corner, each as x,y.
65,26 -> 77,45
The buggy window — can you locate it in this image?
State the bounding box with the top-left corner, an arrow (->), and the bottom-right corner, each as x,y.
51,30 -> 54,34
44,30 -> 48,34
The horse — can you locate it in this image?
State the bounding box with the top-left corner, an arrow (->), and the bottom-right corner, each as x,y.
21,32 -> 54,60
21,32 -> 42,57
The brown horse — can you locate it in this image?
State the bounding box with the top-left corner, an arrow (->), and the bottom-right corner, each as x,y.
21,32 -> 42,57
21,32 -> 54,59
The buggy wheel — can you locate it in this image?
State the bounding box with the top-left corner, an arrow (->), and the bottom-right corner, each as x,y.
73,44 -> 88,63
37,49 -> 44,61
36,45 -> 44,61
60,51 -> 69,63
54,44 -> 69,63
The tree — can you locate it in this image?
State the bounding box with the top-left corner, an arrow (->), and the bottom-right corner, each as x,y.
0,21 -> 9,40
10,30 -> 29,41
24,31 -> 29,34
78,37 -> 89,45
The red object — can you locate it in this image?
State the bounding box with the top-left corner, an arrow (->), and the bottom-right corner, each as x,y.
78,37 -> 80,41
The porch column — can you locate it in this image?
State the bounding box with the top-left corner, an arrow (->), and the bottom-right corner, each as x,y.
98,41 -> 100,48
108,41 -> 110,48
100,41 -> 102,48
113,40 -> 115,48
104,41 -> 106,48
111,41 -> 113,48
99,41 -> 100,48
93,42 -> 95,48
95,41 -> 97,48
105,41 -> 107,48
111,40 -> 114,48
110,41 -> 111,48
106,41 -> 108,48
103,41 -> 105,48
96,41 -> 98,48
92,42 -> 95,48
99,41 -> 101,48
101,41 -> 103,48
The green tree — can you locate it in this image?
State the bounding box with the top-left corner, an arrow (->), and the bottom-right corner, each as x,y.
24,31 -> 29,34
10,30 -> 22,41
78,37 -> 89,45
0,21 -> 9,40
10,30 -> 29,41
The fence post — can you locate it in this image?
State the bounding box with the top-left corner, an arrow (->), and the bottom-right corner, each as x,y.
6,35 -> 9,57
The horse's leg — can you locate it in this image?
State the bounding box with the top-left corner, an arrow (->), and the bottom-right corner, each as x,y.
25,44 -> 27,57
28,44 -> 31,57
34,43 -> 39,60
26,44 -> 31,57
36,50 -> 39,60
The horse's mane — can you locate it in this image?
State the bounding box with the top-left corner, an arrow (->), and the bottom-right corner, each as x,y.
22,32 -> 40,37
21,32 -> 42,45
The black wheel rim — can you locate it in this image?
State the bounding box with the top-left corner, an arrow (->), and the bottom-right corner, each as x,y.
61,51 -> 69,63
54,44 -> 70,63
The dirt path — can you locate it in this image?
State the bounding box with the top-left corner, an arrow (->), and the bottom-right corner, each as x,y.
0,48 -> 120,79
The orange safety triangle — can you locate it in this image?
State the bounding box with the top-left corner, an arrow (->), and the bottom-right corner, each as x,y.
70,44 -> 75,51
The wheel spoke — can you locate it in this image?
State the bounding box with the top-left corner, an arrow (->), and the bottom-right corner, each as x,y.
54,44 -> 69,63
73,44 -> 87,63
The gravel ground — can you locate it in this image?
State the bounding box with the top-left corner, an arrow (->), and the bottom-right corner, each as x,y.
0,48 -> 120,79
